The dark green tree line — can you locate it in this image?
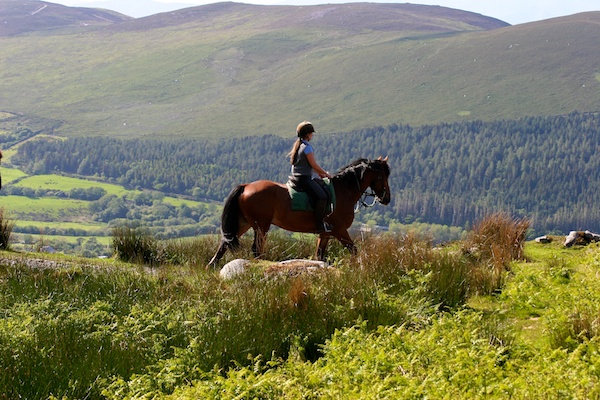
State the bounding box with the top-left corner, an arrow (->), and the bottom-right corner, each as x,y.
9,111 -> 600,233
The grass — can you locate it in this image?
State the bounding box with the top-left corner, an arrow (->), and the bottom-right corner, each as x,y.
12,174 -> 137,196
13,219 -> 107,231
0,195 -> 90,220
0,166 -> 26,184
3,213 -> 600,398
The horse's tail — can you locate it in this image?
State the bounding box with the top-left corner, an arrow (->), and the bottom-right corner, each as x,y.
220,184 -> 246,249
208,184 -> 246,268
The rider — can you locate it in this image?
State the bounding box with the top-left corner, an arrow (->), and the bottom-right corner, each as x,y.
288,121 -> 332,233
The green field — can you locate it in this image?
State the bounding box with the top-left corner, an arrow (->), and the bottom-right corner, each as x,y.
0,195 -> 89,220
0,165 -> 220,256
10,219 -> 108,234
10,232 -> 112,247
0,166 -> 26,184
12,174 -> 137,196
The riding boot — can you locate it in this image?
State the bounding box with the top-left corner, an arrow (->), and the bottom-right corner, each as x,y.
314,199 -> 332,233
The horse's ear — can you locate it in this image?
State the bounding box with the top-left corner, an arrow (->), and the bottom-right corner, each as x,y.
377,156 -> 382,160
383,156 -> 388,162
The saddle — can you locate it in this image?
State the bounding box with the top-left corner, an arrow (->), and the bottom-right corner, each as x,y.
286,177 -> 335,213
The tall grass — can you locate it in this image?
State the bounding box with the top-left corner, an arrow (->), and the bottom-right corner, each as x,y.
112,225 -> 164,266
0,214 -> 530,397
462,212 -> 530,295
0,208 -> 15,250
113,227 -> 318,267
0,262 -> 165,399
463,212 -> 530,268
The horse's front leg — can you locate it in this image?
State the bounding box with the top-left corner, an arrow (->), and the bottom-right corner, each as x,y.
336,230 -> 357,255
316,235 -> 331,261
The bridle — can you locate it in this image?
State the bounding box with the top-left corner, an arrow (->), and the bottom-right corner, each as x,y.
353,166 -> 387,213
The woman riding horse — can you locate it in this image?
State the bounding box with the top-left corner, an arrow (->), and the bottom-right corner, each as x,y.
288,121 -> 332,234
208,156 -> 391,267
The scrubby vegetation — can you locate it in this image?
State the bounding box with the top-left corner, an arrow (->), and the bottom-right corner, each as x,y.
3,214 -> 599,398
0,208 -> 14,250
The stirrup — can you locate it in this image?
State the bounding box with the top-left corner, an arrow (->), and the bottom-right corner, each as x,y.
316,222 -> 332,234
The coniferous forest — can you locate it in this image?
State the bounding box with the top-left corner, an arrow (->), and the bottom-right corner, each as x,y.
9,111 -> 600,235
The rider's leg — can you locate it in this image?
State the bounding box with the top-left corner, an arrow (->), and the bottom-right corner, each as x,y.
304,178 -> 331,233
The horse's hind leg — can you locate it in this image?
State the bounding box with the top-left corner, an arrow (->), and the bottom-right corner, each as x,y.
207,223 -> 251,269
251,225 -> 270,259
207,239 -> 229,268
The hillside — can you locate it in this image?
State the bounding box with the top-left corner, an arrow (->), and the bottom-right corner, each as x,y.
0,0 -> 130,36
4,2 -> 598,139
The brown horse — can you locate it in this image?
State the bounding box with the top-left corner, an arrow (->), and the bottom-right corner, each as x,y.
208,157 -> 391,267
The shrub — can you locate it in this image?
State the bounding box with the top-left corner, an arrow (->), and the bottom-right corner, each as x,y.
0,208 -> 15,250
463,212 -> 530,268
351,232 -> 473,309
112,225 -> 164,266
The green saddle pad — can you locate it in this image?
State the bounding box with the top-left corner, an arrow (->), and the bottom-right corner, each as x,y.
287,178 -> 335,213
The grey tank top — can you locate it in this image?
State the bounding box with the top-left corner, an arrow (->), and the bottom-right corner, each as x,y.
291,140 -> 313,177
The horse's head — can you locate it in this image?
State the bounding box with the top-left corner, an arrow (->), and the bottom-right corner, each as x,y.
334,157 -> 391,205
365,157 -> 391,205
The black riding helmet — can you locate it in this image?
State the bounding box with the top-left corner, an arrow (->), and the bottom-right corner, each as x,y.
296,121 -> 315,138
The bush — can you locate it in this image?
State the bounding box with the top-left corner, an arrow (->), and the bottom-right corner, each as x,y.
463,212 -> 530,268
352,232 -> 474,309
112,225 -> 164,266
0,208 -> 15,250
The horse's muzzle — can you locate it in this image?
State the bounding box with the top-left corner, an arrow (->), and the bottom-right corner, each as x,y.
377,190 -> 391,205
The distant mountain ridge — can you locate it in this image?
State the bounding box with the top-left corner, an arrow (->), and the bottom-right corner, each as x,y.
0,1 -> 598,138
0,0 -> 130,36
124,2 -> 509,32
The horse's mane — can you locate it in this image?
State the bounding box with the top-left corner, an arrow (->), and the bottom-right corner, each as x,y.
333,158 -> 389,188
335,158 -> 368,177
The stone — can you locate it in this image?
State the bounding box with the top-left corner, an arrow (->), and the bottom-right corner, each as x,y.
219,259 -> 250,280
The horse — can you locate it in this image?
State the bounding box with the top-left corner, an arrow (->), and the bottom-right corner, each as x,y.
207,157 -> 391,267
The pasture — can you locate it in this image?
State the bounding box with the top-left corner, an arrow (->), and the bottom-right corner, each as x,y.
0,167 -> 26,184
0,166 -> 220,256
0,195 -> 89,220
12,174 -> 136,196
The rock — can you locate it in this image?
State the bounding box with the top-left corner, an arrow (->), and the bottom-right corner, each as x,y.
584,230 -> 600,241
565,231 -> 581,247
564,230 -> 600,247
265,259 -> 329,276
219,259 -> 250,279
278,259 -> 328,268
534,235 -> 552,243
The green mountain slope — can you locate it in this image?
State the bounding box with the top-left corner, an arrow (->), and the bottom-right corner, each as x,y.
0,2 -> 598,139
